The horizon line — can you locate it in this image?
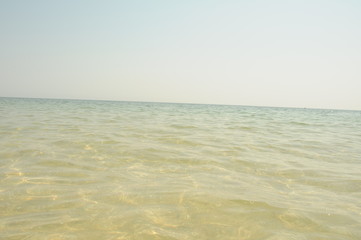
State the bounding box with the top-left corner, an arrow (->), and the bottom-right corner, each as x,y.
1,95 -> 360,112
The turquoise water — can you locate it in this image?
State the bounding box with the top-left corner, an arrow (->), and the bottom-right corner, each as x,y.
0,97 -> 360,240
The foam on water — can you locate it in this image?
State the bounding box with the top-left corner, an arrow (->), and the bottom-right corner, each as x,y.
0,98 -> 360,239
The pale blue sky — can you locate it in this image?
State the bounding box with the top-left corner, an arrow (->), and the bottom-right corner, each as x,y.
1,0 -> 360,110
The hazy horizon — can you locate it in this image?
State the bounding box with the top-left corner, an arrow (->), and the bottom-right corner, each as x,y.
1,1 -> 360,110
2,96 -> 361,112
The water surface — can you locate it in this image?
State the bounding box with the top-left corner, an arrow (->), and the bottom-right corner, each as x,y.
0,98 -> 360,239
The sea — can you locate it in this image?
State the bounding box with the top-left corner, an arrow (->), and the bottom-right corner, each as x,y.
0,97 -> 360,240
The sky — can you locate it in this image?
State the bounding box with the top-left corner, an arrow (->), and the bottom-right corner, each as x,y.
1,0 -> 360,110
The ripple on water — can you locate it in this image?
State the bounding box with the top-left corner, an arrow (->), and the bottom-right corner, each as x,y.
0,98 -> 361,239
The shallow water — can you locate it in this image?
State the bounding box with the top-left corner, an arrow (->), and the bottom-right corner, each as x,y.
0,98 -> 360,240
